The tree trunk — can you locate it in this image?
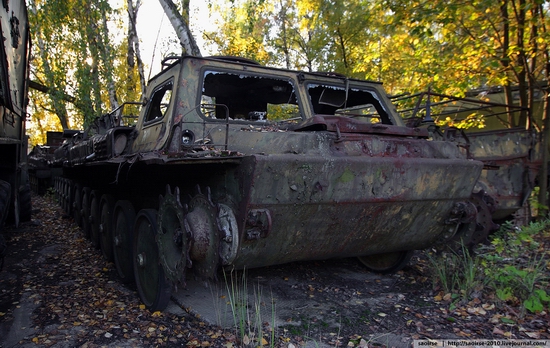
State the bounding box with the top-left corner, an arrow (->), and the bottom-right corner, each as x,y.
537,3 -> 550,217
28,0 -> 70,130
527,4 -> 539,131
500,0 -> 517,127
278,0 -> 291,69
158,0 -> 201,56
127,0 -> 146,101
84,2 -> 102,125
538,86 -> 550,217
336,28 -> 348,71
515,0 -> 529,127
98,3 -> 119,114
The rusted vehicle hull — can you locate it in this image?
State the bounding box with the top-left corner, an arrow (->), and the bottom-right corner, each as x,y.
52,56 -> 484,311
231,153 -> 481,269
468,128 -> 540,221
394,91 -> 541,235
56,134 -> 481,266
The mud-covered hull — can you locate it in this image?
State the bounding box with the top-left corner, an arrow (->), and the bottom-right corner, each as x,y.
395,91 -> 541,226
231,153 -> 482,268
468,128 -> 540,220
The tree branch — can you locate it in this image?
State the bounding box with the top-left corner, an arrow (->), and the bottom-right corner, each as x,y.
28,80 -> 77,104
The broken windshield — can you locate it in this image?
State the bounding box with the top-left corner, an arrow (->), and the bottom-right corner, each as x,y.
307,83 -> 392,125
200,70 -> 302,123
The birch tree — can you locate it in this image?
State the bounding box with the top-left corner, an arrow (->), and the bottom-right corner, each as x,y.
158,0 -> 201,56
28,0 -> 123,131
28,0 -> 71,130
127,0 -> 146,101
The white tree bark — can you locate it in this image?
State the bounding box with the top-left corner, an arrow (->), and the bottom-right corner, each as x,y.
99,8 -> 120,113
127,0 -> 146,99
158,0 -> 202,56
28,0 -> 70,129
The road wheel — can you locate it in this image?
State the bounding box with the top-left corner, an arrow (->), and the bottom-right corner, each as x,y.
54,177 -> 59,203
89,190 -> 101,249
64,179 -> 72,214
113,200 -> 136,283
19,184 -> 32,223
59,179 -> 66,211
72,183 -> 82,227
133,209 -> 171,311
358,250 -> 414,274
99,194 -> 115,261
0,180 -> 11,231
81,187 -> 91,239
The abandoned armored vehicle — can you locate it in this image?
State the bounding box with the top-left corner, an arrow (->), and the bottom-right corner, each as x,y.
53,56 -> 484,310
28,131 -> 64,195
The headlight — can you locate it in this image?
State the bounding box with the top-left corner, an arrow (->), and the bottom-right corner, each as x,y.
113,133 -> 128,156
181,129 -> 195,148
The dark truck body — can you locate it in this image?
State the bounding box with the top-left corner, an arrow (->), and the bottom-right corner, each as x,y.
0,0 -> 31,238
52,56 -> 484,310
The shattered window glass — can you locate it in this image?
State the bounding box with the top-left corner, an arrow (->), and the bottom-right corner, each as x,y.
200,70 -> 301,123
145,80 -> 173,123
307,83 -> 392,124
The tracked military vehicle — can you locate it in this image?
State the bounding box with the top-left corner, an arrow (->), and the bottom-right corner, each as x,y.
53,56 -> 485,311
28,131 -> 63,195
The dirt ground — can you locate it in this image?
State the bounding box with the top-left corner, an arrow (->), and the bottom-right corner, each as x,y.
0,194 -> 549,348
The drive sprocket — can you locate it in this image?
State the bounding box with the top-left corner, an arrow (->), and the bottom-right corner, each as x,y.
157,185 -> 189,286
469,190 -> 499,246
184,185 -> 220,281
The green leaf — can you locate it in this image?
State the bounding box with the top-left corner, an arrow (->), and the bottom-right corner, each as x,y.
500,317 -> 515,324
534,289 -> 550,302
496,288 -> 513,301
524,296 -> 544,313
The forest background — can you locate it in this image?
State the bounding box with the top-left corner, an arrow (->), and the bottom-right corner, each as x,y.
27,0 -> 550,147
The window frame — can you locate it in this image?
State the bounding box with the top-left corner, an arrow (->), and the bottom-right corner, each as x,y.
142,78 -> 175,126
197,67 -> 303,124
305,80 -> 394,125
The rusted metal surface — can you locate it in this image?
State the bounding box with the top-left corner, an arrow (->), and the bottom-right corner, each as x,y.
467,128 -> 540,220
51,56 -> 486,310
0,0 -> 31,232
393,91 -> 541,228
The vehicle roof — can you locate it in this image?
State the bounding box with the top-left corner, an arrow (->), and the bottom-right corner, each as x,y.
150,55 -> 384,87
